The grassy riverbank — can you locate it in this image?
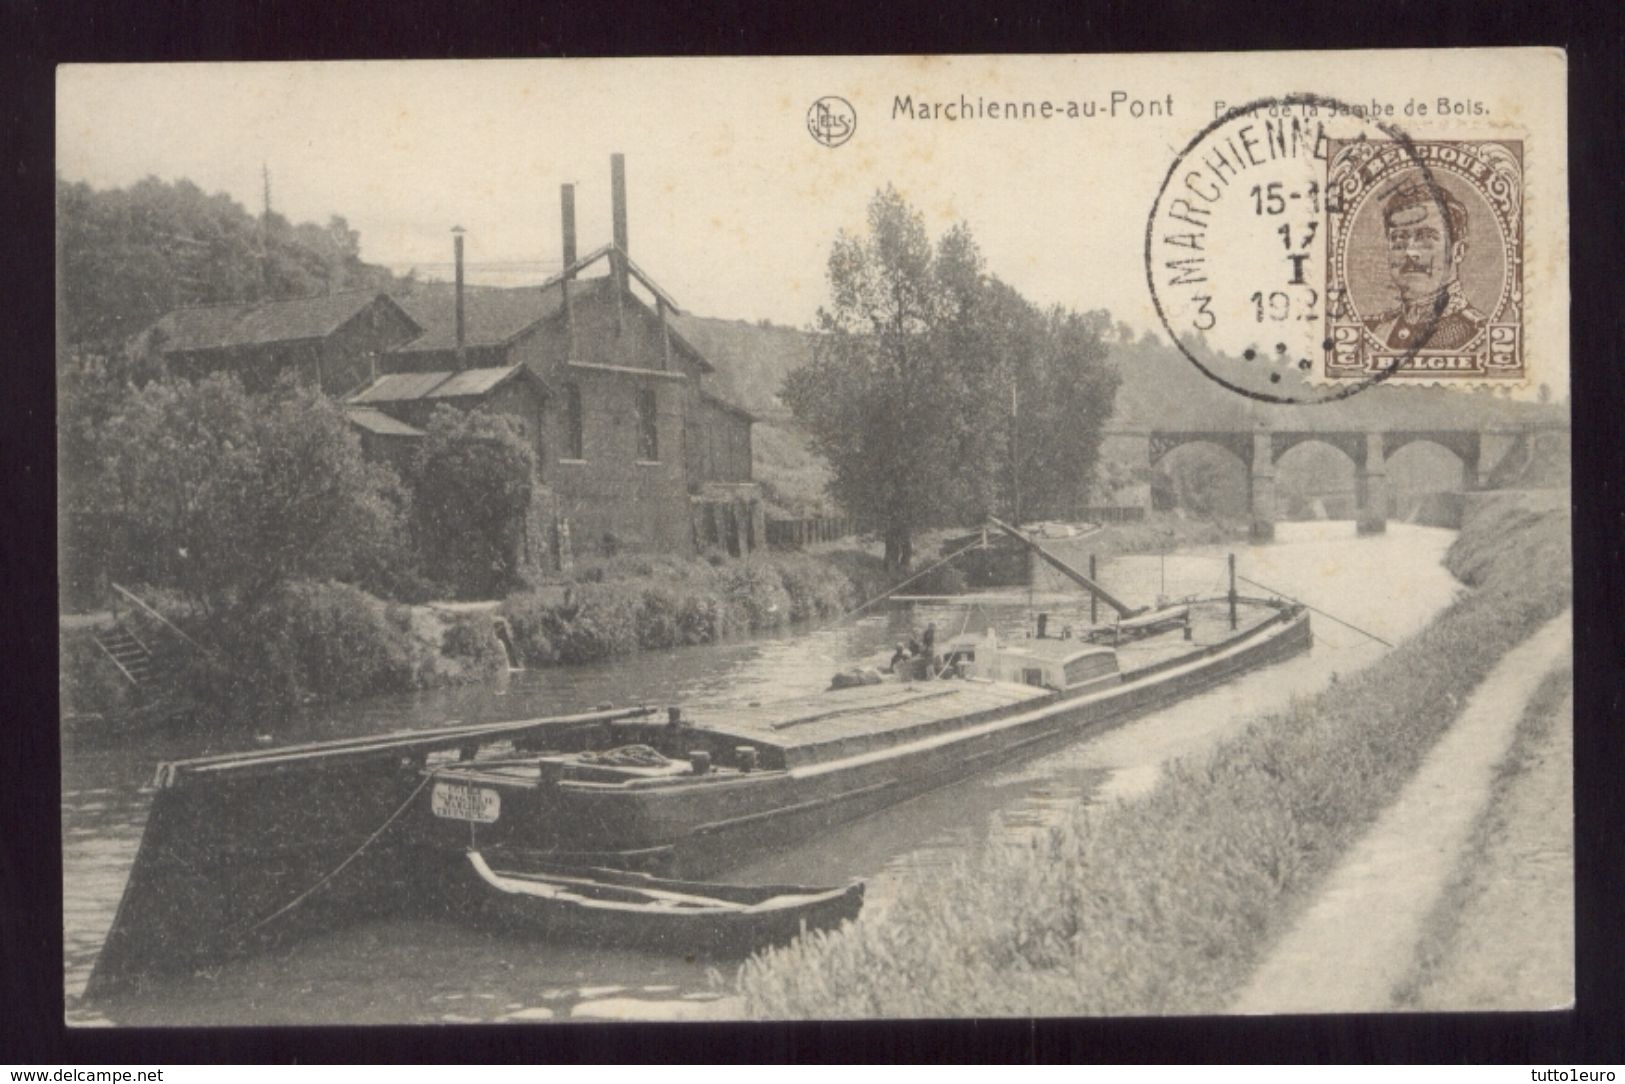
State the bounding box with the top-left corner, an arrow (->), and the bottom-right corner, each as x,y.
57,512 -> 1249,733
737,491 -> 1571,1018
61,547 -> 893,732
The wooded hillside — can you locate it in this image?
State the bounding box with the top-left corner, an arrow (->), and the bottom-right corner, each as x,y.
57,175 -> 401,349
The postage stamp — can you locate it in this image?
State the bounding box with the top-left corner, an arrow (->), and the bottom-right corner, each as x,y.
1323,138 -> 1525,383
1145,96 -> 1537,402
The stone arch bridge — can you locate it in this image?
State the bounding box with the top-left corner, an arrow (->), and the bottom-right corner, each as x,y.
1103,367 -> 1567,540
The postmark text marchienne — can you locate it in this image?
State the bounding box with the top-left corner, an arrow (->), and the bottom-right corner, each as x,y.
1157,113 -> 1326,287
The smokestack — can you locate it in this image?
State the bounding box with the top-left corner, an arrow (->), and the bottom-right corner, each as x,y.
611,153 -> 628,259
452,225 -> 466,369
560,184 -> 577,358
610,154 -> 628,334
561,184 -> 578,270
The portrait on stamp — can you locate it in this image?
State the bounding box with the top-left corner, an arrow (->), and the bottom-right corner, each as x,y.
1324,140 -> 1524,381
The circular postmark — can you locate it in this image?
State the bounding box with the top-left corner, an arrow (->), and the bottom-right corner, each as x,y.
807,96 -> 857,148
1145,93 -> 1463,405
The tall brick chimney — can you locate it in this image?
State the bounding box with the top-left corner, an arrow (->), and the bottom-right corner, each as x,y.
610,154 -> 628,333
560,184 -> 577,358
561,183 -> 578,269
452,225 -> 467,370
611,153 -> 628,260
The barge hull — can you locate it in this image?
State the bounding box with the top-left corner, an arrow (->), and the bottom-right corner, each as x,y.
448,607 -> 1313,878
85,708 -> 659,997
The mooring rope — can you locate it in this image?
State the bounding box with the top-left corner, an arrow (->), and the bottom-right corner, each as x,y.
1235,573 -> 1394,648
956,601 -> 976,639
236,771 -> 434,941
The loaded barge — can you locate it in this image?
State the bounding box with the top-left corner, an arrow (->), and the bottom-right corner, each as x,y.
86,522 -> 1311,995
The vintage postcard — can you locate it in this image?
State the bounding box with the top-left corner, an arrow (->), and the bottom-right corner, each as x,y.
56,50 -> 1570,1026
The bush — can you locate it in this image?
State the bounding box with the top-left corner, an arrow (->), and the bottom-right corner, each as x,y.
815,547 -> 894,605
720,560 -> 793,631
503,583 -> 645,665
441,615 -> 509,678
410,406 -> 539,600
635,583 -> 685,650
769,552 -> 858,622
59,631 -> 134,721
548,583 -> 643,663
214,580 -> 432,717
494,550 -> 867,667
92,374 -> 410,616
675,591 -> 738,645
501,590 -> 561,666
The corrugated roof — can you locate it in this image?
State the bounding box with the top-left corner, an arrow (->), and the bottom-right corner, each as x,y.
349,371 -> 454,404
389,280 -> 598,353
347,365 -> 531,405
432,365 -> 524,398
345,407 -> 426,438
145,291 -> 408,353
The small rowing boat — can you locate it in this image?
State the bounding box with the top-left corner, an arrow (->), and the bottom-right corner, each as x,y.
457,850 -> 864,955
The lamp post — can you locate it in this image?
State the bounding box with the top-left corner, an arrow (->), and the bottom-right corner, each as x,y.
1009,382 -> 1021,527
451,225 -> 467,370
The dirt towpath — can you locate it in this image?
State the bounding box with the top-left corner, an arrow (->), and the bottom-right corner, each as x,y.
1404,678 -> 1573,1010
1232,609 -> 1573,1014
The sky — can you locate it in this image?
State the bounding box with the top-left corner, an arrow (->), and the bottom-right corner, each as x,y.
57,54 -> 1567,395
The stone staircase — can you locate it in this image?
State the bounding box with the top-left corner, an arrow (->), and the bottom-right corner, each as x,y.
91,584 -> 212,704
93,621 -> 160,689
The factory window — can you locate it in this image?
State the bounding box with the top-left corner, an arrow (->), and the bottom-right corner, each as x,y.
565,383 -> 583,459
637,386 -> 659,462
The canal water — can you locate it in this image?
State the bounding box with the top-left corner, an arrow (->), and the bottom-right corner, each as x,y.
62,522 -> 1463,1025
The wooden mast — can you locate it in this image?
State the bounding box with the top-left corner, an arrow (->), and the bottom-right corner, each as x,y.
985,515 -> 1145,619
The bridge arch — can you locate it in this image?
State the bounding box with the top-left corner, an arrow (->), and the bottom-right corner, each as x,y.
1383,430 -> 1478,468
1274,438 -> 1362,521
1149,439 -> 1251,518
1271,430 -> 1368,468
1383,436 -> 1474,522
1147,430 -> 1252,471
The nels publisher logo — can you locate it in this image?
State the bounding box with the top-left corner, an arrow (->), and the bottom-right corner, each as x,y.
808,96 -> 857,147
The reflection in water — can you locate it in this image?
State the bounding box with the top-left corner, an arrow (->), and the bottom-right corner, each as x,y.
62,523 -> 1461,1025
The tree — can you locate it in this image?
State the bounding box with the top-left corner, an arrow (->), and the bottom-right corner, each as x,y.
1010,307 -> 1119,520
410,407 -> 539,599
784,187 -> 1119,568
94,373 -> 409,619
783,188 -> 988,568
